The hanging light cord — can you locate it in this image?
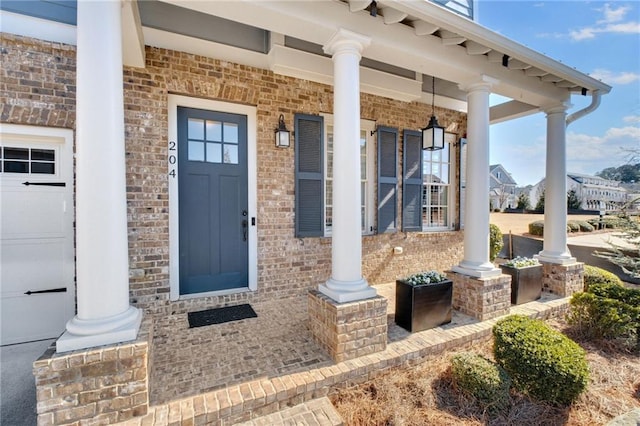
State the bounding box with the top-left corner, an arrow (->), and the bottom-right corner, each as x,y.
431,75 -> 436,117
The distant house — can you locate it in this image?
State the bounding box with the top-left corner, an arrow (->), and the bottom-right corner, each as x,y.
530,173 -> 627,211
489,164 -> 517,210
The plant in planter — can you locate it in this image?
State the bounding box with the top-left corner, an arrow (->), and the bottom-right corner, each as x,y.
395,271 -> 453,332
500,256 -> 543,304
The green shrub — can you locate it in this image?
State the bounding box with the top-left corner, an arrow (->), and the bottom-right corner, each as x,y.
576,220 -> 595,232
567,291 -> 639,341
528,221 -> 544,236
589,282 -> 640,306
567,220 -> 580,232
490,223 -> 503,262
583,265 -> 623,290
451,352 -> 511,412
588,216 -> 621,229
493,315 -> 589,406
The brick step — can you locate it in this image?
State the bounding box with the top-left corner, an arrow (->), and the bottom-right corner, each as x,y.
234,397 -> 343,426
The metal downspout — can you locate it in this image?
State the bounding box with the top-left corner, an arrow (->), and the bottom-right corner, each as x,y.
566,90 -> 601,126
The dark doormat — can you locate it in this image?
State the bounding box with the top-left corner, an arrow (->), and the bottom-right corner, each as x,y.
188,304 -> 257,328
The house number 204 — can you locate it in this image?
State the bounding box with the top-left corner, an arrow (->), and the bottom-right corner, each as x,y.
168,141 -> 177,178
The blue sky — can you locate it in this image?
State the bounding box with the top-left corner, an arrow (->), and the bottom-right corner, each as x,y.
477,1 -> 640,186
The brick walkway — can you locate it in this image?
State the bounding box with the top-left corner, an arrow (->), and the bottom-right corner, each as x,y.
121,283 -> 570,425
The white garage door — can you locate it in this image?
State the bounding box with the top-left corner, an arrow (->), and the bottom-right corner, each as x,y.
1,125 -> 75,345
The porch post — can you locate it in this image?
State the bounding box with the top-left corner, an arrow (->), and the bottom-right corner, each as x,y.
56,0 -> 142,352
536,103 -> 576,264
318,28 -> 377,303
453,76 -> 501,278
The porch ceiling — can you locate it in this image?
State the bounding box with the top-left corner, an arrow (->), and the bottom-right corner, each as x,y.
3,0 -> 609,121
151,0 -> 609,120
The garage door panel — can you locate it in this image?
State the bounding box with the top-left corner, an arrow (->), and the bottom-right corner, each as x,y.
1,125 -> 75,346
1,292 -> 70,345
1,189 -> 66,238
1,239 -> 68,294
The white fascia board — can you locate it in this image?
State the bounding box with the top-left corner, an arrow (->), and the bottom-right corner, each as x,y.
490,100 -> 540,124
162,0 -> 570,107
268,44 -> 334,86
418,92 -> 467,113
269,45 -> 423,102
143,27 -> 271,70
360,67 -> 423,102
381,0 -> 611,94
122,0 -> 146,68
0,10 -> 76,45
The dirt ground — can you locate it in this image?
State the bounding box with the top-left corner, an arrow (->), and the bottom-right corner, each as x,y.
490,212 -> 599,236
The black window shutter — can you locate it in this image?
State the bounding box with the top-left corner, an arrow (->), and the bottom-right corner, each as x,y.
402,129 -> 423,232
295,114 -> 324,237
377,126 -> 398,233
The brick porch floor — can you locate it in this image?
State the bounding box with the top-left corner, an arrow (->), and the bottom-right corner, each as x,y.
123,283 -> 570,425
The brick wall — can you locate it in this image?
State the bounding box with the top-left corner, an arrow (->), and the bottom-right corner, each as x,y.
1,34 -> 466,315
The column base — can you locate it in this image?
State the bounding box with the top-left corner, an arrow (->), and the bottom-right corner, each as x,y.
448,271 -> 511,321
541,261 -> 584,297
308,290 -> 387,363
452,261 -> 502,279
535,252 -> 576,265
56,306 -> 143,353
318,277 -> 377,303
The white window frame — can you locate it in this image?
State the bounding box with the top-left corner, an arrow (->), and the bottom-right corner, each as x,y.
321,114 -> 375,236
422,132 -> 456,231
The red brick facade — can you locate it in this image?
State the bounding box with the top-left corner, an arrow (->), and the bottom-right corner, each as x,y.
1,34 -> 466,315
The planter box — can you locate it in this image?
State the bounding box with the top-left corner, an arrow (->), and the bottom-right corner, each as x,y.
500,264 -> 543,305
395,279 -> 453,332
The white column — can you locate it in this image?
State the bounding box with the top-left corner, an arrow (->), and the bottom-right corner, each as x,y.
57,0 -> 142,353
536,104 -> 576,264
318,29 -> 377,303
453,77 -> 501,278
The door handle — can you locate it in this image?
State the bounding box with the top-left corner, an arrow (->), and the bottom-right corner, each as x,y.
242,219 -> 248,241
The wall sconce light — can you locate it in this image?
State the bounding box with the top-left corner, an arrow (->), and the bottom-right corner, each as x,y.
274,114 -> 290,148
422,76 -> 445,151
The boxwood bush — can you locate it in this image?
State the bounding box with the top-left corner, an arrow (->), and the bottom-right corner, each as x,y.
575,220 -> 595,232
493,315 -> 589,406
451,352 -> 511,412
568,283 -> 640,346
528,221 -> 544,236
583,265 -> 623,290
567,220 -> 581,232
490,223 -> 503,261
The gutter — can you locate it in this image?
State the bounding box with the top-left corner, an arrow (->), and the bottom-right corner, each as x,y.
566,90 -> 601,126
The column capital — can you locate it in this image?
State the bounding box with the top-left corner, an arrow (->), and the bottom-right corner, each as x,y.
458,75 -> 499,93
542,101 -> 572,115
323,28 -> 371,58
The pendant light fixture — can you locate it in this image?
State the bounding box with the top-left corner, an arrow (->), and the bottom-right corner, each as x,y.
422,75 -> 445,151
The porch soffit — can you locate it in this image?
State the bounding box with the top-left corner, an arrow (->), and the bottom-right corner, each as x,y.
156,0 -> 609,113
1,0 -> 612,120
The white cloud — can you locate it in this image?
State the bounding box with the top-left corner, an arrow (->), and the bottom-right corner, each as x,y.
589,69 -> 640,85
597,3 -> 631,24
623,115 -> 640,123
566,125 -> 640,175
569,3 -> 639,41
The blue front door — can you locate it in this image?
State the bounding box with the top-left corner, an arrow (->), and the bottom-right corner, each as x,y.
178,107 -> 248,294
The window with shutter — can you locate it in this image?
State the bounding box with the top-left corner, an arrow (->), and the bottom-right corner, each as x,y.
295,114 -> 324,237
377,126 -> 398,233
323,116 -> 376,236
402,130 -> 422,231
421,132 -> 456,230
